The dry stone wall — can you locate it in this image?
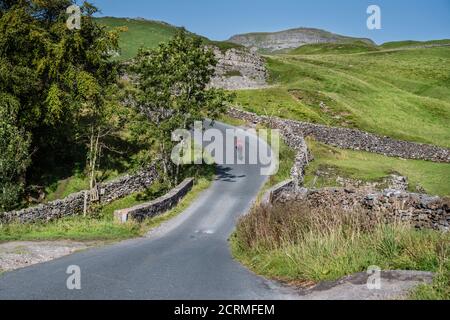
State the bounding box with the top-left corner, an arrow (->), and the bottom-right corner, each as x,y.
0,166 -> 158,224
288,188 -> 450,232
228,108 -> 450,163
114,178 -> 194,223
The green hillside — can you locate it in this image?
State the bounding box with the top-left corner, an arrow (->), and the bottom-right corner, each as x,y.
287,39 -> 450,55
380,39 -> 450,50
289,41 -> 379,55
96,17 -> 243,60
235,46 -> 450,148
96,17 -> 180,60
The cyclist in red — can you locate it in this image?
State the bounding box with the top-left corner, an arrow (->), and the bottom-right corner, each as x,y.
235,138 -> 244,161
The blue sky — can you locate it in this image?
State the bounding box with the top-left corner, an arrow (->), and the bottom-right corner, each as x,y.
89,0 -> 450,44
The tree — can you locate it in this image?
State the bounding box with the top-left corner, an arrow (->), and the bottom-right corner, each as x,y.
0,93 -> 31,211
134,29 -> 231,184
0,0 -> 122,209
77,83 -> 132,202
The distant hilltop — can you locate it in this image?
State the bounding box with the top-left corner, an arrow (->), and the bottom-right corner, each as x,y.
228,27 -> 375,53
96,17 -> 450,58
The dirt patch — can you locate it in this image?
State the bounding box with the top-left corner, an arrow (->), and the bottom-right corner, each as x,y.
0,241 -> 102,272
298,271 -> 433,300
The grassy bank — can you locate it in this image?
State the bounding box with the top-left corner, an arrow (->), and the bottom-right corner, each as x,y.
231,201 -> 450,299
0,167 -> 215,242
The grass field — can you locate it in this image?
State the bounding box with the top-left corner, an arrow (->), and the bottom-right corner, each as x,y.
380,39 -> 450,50
235,45 -> 450,148
304,138 -> 450,197
290,40 -> 379,55
92,18 -> 450,299
230,48 -> 450,298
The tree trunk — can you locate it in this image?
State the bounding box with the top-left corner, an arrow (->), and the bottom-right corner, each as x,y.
88,126 -> 100,203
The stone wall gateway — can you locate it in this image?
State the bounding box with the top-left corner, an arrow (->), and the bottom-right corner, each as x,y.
0,165 -> 159,224
114,178 -> 194,223
261,180 -> 297,205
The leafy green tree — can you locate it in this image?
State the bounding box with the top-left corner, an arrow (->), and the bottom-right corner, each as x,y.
0,93 -> 31,211
0,0 -> 122,208
134,29 -> 231,183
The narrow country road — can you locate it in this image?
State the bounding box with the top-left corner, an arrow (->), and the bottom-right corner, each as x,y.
0,122 -> 298,300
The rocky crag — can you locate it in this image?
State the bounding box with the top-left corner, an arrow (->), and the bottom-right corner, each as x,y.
122,46 -> 269,91
228,27 -> 375,53
209,47 -> 268,90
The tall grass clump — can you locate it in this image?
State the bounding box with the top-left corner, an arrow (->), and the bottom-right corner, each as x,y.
232,200 -> 449,294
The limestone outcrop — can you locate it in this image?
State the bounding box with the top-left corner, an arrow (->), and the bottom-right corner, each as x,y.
209,47 -> 268,90
228,28 -> 375,53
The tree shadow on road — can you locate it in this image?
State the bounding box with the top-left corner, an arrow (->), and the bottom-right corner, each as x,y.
215,166 -> 246,182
